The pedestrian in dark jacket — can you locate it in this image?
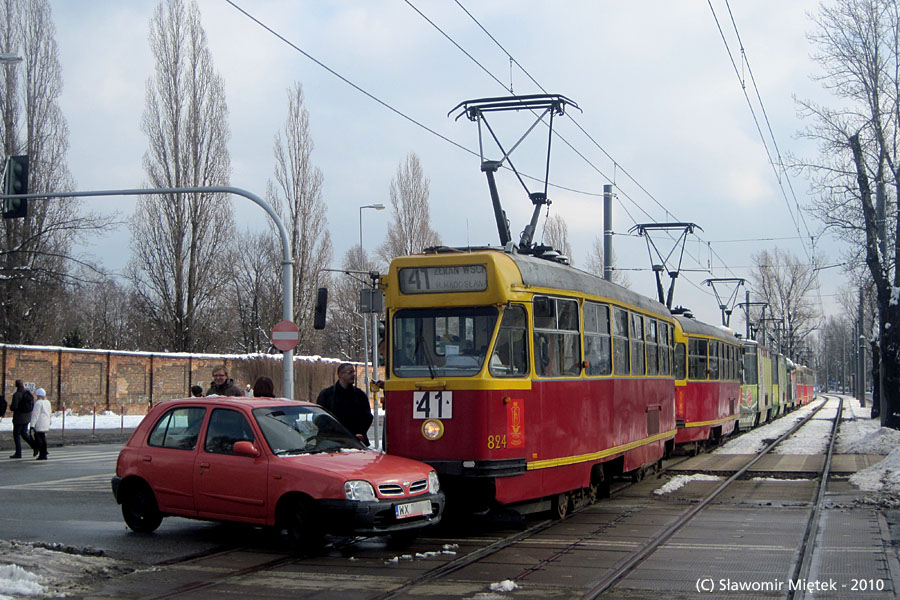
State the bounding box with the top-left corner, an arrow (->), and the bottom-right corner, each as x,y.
9,379 -> 36,459
316,363 -> 373,445
204,366 -> 243,397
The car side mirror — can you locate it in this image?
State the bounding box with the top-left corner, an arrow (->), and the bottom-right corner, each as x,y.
233,441 -> 261,458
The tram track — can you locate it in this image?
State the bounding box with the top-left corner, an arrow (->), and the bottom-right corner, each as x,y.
127,397 -> 841,600
583,395 -> 841,599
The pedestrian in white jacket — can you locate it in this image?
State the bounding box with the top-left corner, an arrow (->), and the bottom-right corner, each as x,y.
29,388 -> 51,461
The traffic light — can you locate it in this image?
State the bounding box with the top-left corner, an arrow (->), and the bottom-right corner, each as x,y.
2,155 -> 28,219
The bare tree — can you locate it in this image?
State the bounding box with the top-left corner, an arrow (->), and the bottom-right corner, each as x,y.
585,236 -> 630,287
267,82 -> 332,354
797,0 -> 900,426
226,231 -> 281,353
127,0 -> 233,352
0,0 -> 108,343
542,213 -> 573,264
749,249 -> 821,360
61,275 -> 142,350
320,245 -> 378,362
377,153 -> 440,262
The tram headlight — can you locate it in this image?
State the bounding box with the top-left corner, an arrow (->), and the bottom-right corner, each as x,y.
428,470 -> 440,493
422,419 -> 444,440
344,480 -> 377,501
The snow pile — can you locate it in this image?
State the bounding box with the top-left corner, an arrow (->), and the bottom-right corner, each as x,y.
0,540 -> 131,599
850,446 -> 900,493
489,580 -> 519,592
654,474 -> 721,495
0,563 -> 45,598
840,426 -> 900,455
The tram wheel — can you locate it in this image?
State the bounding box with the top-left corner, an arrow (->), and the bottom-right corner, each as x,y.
551,492 -> 570,519
586,482 -> 600,505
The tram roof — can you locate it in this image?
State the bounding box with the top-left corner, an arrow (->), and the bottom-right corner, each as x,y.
505,251 -> 670,316
673,314 -> 741,342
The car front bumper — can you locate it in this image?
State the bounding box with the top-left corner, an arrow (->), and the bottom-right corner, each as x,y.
317,491 -> 445,535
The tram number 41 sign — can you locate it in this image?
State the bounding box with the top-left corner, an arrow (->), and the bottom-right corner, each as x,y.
413,391 -> 452,419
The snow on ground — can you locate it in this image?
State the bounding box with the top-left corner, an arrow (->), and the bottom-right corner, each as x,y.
659,395 -> 900,499
653,474 -> 721,495
0,410 -> 146,433
0,541 -> 131,600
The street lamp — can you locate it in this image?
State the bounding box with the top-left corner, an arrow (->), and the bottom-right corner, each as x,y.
359,203 -> 385,446
0,53 -> 23,64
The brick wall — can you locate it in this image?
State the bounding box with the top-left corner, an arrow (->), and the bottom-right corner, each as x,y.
1,345 -> 348,414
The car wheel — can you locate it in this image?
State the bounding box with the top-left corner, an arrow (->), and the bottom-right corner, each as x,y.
388,529 -> 419,548
281,498 -> 324,554
121,483 -> 163,533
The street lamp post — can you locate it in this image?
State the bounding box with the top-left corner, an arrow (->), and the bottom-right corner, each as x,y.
359,203 -> 385,446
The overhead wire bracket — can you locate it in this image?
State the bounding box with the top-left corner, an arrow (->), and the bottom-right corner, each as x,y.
629,222 -> 702,309
702,278 -> 745,327
449,94 -> 580,253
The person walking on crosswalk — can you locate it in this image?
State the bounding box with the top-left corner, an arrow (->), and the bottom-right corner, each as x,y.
29,388 -> 51,461
9,380 -> 35,459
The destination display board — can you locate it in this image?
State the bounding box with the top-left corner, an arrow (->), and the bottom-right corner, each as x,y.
398,265 -> 487,294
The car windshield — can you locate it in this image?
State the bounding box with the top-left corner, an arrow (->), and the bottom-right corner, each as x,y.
252,405 -> 366,455
392,306 -> 498,378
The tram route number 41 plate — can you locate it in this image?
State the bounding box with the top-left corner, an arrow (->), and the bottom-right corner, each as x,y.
413,391 -> 452,419
396,499 -> 432,519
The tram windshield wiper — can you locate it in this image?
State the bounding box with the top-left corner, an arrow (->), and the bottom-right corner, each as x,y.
414,329 -> 436,379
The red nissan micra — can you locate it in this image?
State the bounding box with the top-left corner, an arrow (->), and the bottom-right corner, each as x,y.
111,397 -> 444,549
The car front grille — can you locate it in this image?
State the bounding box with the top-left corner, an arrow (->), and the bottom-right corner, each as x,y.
378,479 -> 428,496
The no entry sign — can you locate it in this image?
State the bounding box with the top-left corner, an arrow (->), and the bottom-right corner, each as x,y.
272,320 -> 300,351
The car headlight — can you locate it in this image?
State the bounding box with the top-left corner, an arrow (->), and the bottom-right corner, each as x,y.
422,419 -> 444,440
344,480 -> 377,501
428,470 -> 440,494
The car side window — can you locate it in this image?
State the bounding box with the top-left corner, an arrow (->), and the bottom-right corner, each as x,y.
204,408 -> 256,455
148,407 -> 207,450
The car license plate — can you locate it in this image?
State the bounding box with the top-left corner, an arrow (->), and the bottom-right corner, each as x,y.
395,499 -> 431,519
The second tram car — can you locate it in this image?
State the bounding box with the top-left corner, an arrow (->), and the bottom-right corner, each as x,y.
672,316 -> 742,451
383,248 -> 677,514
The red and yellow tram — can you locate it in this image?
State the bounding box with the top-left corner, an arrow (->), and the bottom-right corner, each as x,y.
382,248 -> 677,514
672,316 -> 742,451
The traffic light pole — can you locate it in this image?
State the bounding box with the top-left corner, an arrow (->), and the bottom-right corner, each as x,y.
0,186 -> 296,399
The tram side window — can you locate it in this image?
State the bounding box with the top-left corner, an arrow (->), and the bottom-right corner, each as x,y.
728,345 -> 735,380
688,338 -> 708,380
489,305 -> 529,377
743,348 -> 758,385
708,341 -> 719,380
533,296 -> 581,377
674,341 -> 686,380
646,319 -> 659,376
584,302 -> 612,376
612,307 -> 630,375
630,313 -> 645,376
659,322 -> 671,376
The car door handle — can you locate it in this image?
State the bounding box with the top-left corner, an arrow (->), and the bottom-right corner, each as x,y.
199,462 -> 210,469
142,455 -> 152,462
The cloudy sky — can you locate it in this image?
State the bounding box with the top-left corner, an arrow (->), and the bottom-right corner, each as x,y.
46,0 -> 843,329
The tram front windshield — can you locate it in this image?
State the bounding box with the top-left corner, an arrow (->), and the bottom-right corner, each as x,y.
392,307 -> 498,377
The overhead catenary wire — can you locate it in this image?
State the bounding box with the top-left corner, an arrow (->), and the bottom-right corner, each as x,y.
709,0 -> 815,262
